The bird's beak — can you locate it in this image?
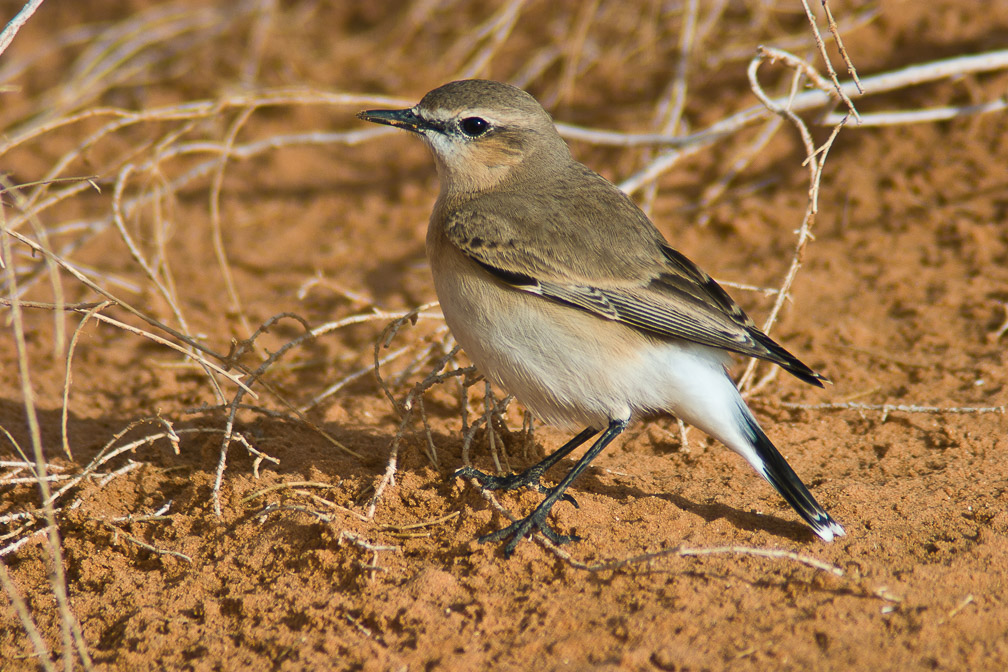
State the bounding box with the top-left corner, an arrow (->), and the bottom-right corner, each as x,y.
357,107 -> 427,133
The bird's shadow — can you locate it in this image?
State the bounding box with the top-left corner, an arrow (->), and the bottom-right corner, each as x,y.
455,450 -> 821,545
660,491 -> 816,542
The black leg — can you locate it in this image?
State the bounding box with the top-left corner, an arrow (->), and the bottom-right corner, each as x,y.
478,418 -> 628,556
455,427 -> 598,505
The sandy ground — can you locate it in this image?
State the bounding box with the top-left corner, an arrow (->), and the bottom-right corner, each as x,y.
2,1 -> 1007,670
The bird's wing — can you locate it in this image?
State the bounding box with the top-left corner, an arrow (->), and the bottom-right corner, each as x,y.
443,202 -> 826,387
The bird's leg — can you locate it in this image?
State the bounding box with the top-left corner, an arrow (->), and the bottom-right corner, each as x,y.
455,427 -> 598,505
478,418 -> 627,556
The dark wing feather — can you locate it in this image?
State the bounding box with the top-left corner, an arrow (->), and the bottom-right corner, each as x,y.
471,247 -> 826,387
444,198 -> 826,387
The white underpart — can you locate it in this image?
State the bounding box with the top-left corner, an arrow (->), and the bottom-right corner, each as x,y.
443,290 -> 846,543
431,249 -> 763,471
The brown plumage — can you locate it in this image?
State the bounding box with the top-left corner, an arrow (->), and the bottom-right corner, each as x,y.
359,79 -> 844,554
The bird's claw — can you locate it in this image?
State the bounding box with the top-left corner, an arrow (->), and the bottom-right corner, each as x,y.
478,507 -> 581,556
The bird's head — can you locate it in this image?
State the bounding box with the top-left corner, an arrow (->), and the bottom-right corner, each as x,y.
358,79 -> 570,196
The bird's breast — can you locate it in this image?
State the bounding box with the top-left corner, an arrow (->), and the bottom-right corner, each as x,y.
426,222 -> 698,430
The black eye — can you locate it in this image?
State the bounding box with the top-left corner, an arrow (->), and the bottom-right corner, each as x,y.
459,117 -> 489,137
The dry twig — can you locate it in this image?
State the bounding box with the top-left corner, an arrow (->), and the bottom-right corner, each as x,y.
736,47 -> 849,392
0,0 -> 45,58
102,521 -> 192,564
0,558 -> 54,672
555,543 -> 844,577
367,309 -> 471,518
799,0 -> 862,121
778,401 -> 1006,423
1,177 -> 93,670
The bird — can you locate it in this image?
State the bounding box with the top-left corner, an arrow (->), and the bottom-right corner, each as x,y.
358,79 -> 844,555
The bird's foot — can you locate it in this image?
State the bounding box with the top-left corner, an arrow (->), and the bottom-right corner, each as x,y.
478,498 -> 581,556
454,465 -> 578,507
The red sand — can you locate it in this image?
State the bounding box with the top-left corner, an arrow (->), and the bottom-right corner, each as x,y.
2,1 -> 1007,670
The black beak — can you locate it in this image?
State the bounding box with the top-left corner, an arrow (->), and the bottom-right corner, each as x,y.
357,107 -> 427,133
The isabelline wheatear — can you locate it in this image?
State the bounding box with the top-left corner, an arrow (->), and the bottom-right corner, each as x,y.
359,79 -> 844,555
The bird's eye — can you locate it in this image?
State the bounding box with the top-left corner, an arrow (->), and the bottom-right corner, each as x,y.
459,117 -> 490,137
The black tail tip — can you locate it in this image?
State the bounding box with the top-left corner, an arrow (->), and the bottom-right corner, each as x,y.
742,410 -> 845,541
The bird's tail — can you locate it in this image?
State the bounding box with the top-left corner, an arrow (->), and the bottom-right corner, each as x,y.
739,408 -> 845,541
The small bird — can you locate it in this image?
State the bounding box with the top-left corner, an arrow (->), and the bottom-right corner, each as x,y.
359,79 -> 844,555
